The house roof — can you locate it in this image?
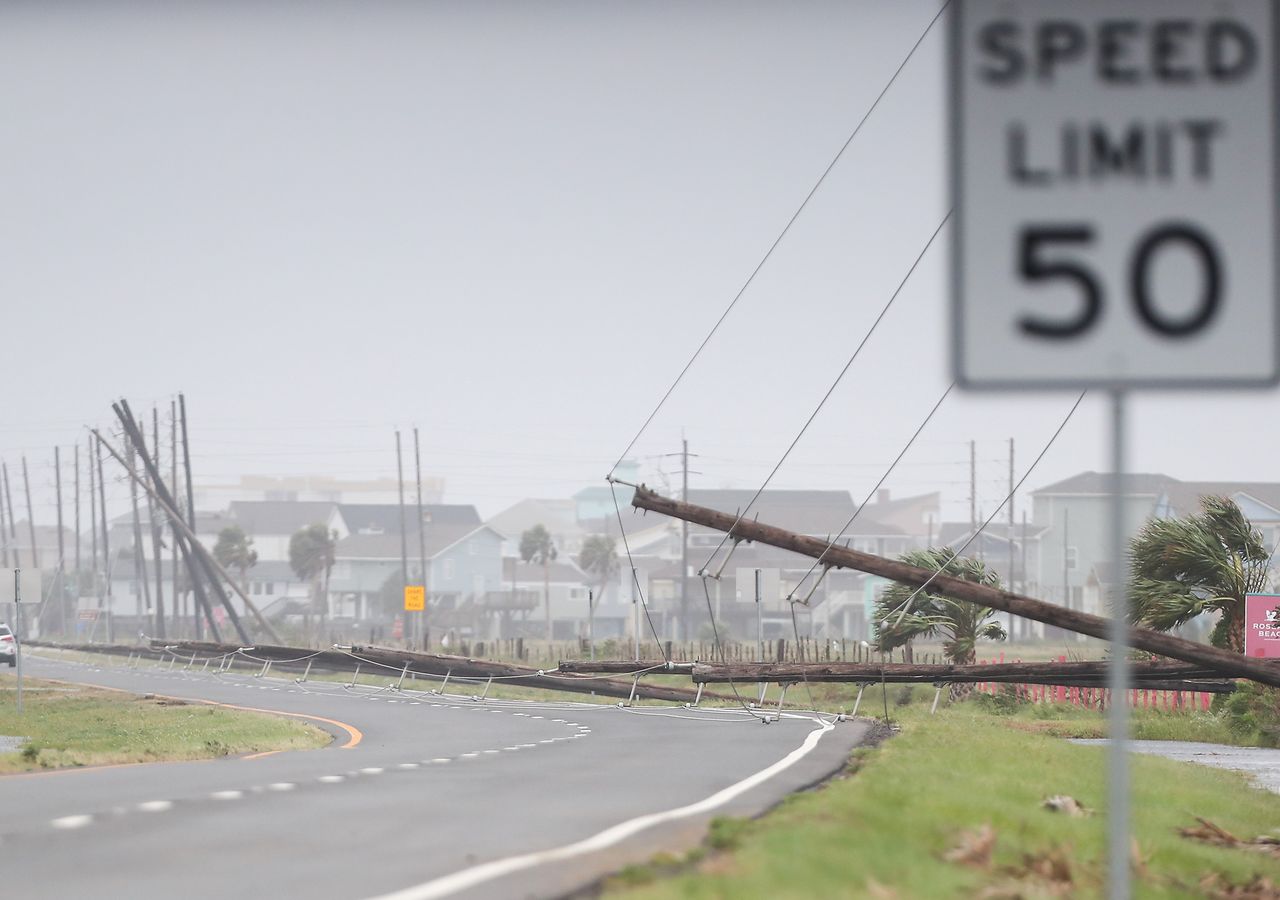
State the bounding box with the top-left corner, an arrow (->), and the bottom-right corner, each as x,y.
503,557 -> 588,584
1032,471 -> 1176,496
935,521 -> 1051,546
1159,482 -> 1280,518
229,501 -> 336,535
336,523 -> 496,561
684,489 -> 877,536
485,499 -> 582,543
336,503 -> 480,536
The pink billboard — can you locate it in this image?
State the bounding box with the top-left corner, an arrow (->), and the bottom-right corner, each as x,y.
1245,594 -> 1280,659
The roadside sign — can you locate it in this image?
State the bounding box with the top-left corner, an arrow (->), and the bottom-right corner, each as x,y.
77,609 -> 99,621
403,585 -> 425,612
952,0 -> 1278,388
1245,594 -> 1280,658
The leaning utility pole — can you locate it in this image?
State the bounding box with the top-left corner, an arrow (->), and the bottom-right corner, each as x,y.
22,457 -> 38,569
55,446 -> 66,636
127,440 -> 151,622
630,485 -> 1280,687
149,408 -> 166,640
179,394 -> 204,641
115,402 -> 261,642
396,430 -> 409,645
413,427 -> 428,649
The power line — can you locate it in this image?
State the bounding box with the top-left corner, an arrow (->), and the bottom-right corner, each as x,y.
698,211 -> 951,574
606,1 -> 951,477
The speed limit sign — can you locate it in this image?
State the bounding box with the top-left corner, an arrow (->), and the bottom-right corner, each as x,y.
952,0 -> 1278,388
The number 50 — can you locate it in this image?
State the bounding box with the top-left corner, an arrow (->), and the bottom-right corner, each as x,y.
1018,223 -> 1222,339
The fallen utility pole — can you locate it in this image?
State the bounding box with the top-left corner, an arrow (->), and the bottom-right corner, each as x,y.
688,661 -> 1234,692
630,486 -> 1280,688
150,640 -> 725,705
559,660 -> 695,675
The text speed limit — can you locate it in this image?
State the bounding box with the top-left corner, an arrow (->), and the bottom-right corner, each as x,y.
951,1 -> 1278,389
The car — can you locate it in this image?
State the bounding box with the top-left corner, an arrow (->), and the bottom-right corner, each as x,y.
0,624 -> 14,667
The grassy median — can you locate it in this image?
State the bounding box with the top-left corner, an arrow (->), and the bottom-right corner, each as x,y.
0,676 -> 329,772
609,699 -> 1280,899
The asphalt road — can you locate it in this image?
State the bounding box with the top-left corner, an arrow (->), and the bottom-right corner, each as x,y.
4,650 -> 872,899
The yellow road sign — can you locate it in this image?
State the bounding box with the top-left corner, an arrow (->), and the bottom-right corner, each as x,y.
403,585 -> 425,611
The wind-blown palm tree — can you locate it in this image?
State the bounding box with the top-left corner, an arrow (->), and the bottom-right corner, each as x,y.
577,534 -> 619,606
520,524 -> 557,642
1128,495 -> 1271,653
213,525 -> 258,594
874,548 -> 1007,700
289,524 -> 337,638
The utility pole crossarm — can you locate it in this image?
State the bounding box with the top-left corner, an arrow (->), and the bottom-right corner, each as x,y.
630,485 -> 1280,687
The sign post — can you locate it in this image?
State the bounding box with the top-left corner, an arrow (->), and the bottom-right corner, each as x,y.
13,569 -> 21,715
403,585 -> 425,613
952,4 -> 1277,897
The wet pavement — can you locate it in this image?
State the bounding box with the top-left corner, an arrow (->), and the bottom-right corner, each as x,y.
1073,739 -> 1280,794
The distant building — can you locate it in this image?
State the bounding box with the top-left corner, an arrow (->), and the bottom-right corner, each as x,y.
192,474 -> 444,510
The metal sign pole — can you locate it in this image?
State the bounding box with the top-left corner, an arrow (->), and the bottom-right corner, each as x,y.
13,568 -> 22,715
1108,391 -> 1131,900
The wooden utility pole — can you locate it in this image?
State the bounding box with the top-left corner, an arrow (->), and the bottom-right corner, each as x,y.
630,485 -> 1280,687
2,464 -> 16,563
149,408 -> 166,639
89,448 -> 99,606
74,444 -> 81,604
0,462 -> 9,568
396,430 -> 408,646
127,440 -> 151,622
96,436 -> 112,638
179,394 -> 205,641
969,439 -> 977,535
22,457 -> 38,569
115,402 -> 263,642
680,437 -> 689,642
170,399 -> 182,635
101,422 -> 227,643
55,446 -> 66,636
1007,437 -> 1015,637
413,426 -> 428,649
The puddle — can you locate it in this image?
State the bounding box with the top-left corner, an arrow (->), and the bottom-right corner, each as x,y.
1072,739 -> 1280,794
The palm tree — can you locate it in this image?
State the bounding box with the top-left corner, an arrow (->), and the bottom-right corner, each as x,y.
520,524 -> 557,642
873,548 -> 1007,700
289,524 -> 337,638
213,525 -> 258,594
578,534 -> 618,644
1128,495 -> 1271,653
577,534 -> 619,605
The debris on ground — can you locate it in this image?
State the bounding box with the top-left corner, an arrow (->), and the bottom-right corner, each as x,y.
977,846 -> 1078,898
1197,873 -> 1280,899
1042,795 -> 1093,817
943,824 -> 996,869
1180,818 -> 1280,857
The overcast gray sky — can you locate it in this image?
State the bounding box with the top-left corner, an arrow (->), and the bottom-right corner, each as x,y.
3,1 -> 1277,527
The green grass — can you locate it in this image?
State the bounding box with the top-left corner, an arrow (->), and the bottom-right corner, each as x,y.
609,703 -> 1280,899
0,675 -> 329,772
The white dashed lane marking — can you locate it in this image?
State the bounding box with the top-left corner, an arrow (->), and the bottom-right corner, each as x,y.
137,801 -> 173,812
211,790 -> 244,800
51,815 -> 93,830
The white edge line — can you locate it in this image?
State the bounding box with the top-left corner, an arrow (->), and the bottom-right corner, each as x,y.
362,716 -> 835,900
